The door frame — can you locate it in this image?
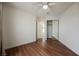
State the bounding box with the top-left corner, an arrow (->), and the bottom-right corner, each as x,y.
47,20 -> 59,40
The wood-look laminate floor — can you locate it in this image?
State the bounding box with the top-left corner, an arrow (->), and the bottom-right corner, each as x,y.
6,39 -> 78,56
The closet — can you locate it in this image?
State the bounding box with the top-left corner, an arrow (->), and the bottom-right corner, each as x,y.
47,20 -> 59,40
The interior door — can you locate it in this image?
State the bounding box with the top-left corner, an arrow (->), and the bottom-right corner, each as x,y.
52,20 -> 59,39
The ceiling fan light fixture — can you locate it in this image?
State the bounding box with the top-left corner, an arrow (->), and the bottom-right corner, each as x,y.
43,5 -> 48,9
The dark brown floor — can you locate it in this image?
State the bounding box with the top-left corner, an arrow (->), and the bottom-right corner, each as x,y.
6,39 -> 78,56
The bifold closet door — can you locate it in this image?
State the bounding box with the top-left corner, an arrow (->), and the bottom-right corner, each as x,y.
52,20 -> 59,39
37,19 -> 47,41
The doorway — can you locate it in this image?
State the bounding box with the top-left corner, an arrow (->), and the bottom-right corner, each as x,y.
47,20 -> 52,39
47,20 -> 59,40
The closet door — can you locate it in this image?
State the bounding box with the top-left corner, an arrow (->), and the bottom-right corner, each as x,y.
52,20 -> 59,39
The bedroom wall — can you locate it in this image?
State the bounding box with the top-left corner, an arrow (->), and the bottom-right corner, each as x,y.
59,3 -> 79,55
3,5 -> 36,49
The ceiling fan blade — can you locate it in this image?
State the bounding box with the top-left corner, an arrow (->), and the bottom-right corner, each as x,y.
32,2 -> 43,7
48,2 -> 56,6
32,2 -> 42,5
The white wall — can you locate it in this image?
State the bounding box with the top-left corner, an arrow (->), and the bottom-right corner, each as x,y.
3,5 -> 36,49
59,3 -> 79,55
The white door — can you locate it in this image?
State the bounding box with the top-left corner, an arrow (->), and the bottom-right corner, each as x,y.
52,20 -> 59,39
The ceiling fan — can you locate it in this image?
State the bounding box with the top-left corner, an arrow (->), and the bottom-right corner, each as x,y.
33,2 -> 56,10
32,2 -> 57,16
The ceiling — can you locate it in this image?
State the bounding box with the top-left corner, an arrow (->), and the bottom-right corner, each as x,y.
5,2 -> 74,17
